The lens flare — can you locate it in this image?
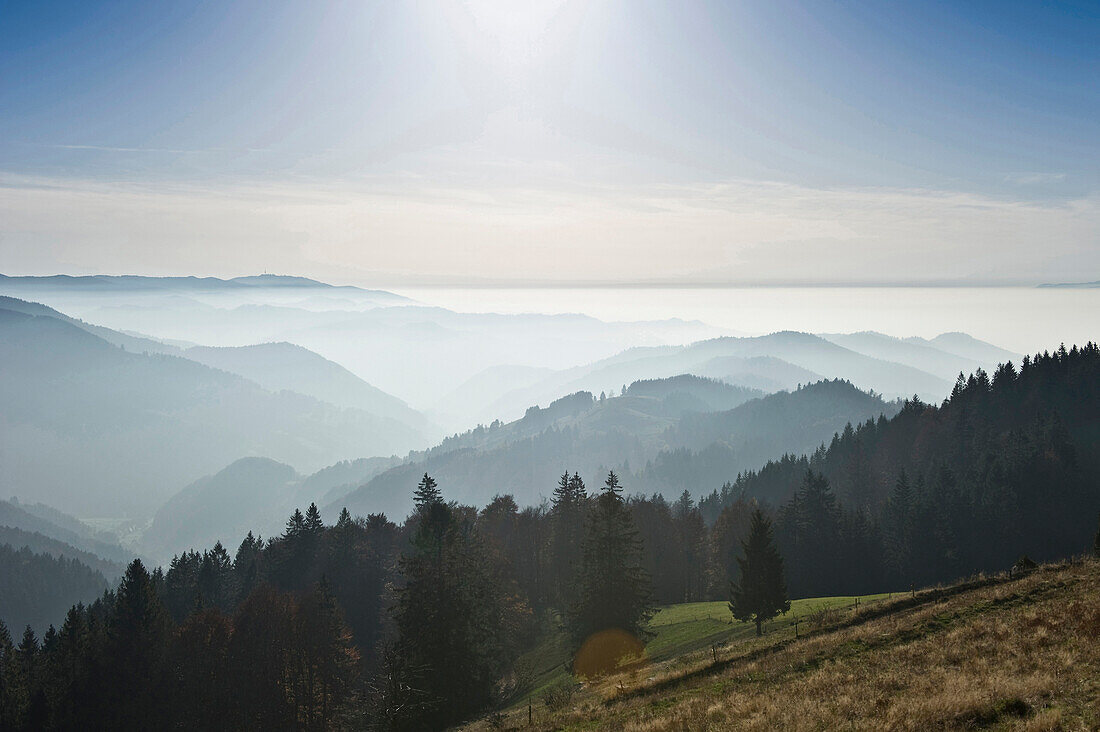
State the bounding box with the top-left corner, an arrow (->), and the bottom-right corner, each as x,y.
572,627 -> 646,679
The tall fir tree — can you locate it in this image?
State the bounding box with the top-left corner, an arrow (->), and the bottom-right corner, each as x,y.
413,473 -> 442,510
729,509 -> 790,636
392,478 -> 519,729
568,471 -> 653,648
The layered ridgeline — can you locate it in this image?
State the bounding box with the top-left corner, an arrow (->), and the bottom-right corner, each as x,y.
0,299 -> 431,517
0,499 -> 127,634
442,330 -> 1016,428
0,276 -> 730,413
0,498 -> 132,570
331,376 -> 901,519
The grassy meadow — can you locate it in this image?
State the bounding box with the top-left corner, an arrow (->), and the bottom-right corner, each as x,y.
510,592 -> 892,709
474,559 -> 1099,731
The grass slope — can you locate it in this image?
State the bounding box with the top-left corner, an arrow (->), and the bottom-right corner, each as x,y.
513,593 -> 891,709
472,559 -> 1099,730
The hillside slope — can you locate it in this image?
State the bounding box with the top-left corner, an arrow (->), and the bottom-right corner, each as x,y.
0,305 -> 425,516
478,331 -> 949,426
0,499 -> 132,567
331,378 -> 897,520
466,559 -> 1100,731
182,342 -> 432,434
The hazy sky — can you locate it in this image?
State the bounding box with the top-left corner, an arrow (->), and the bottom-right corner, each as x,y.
2,0 -> 1098,285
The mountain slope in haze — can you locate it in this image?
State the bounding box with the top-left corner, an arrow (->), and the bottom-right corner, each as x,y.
0,499 -> 132,567
57,296 -> 728,410
908,331 -> 1020,366
0,544 -> 109,635
0,304 -> 426,517
145,457 -> 301,558
0,273 -> 410,301
330,377 -> 897,521
820,331 -> 999,381
182,342 -> 433,435
691,355 -> 822,392
478,331 -> 947,425
431,365 -> 556,431
144,454 -> 404,560
0,295 -> 179,355
0,525 -> 125,582
416,375 -> 761,461
2,297 -> 432,433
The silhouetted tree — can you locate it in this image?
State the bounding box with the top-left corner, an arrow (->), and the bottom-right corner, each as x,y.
729,509 -> 790,636
568,472 -> 653,649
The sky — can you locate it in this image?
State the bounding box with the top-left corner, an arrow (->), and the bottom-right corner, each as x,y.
1,0 -> 1098,285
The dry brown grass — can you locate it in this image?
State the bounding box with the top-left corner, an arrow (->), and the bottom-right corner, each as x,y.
464,558 -> 1100,731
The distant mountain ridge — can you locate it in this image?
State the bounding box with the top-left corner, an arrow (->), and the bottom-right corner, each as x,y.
466,331 -> 950,426
330,376 -> 899,520
144,455 -> 403,560
1036,280 -> 1100,288
0,498 -> 132,569
0,273 -> 410,299
0,301 -> 429,517
0,525 -> 125,582
182,342 -> 434,436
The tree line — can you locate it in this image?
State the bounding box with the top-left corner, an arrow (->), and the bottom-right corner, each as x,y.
1,344 -> 1097,729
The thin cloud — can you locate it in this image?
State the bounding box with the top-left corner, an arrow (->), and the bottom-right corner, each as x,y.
0,172 -> 1096,285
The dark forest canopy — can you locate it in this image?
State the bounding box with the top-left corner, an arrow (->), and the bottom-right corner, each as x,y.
1,344 -> 1097,730
0,544 -> 109,637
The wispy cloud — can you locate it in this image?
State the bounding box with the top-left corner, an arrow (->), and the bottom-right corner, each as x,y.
0,172 -> 1097,285
1004,172 -> 1067,186
28,143 -> 227,155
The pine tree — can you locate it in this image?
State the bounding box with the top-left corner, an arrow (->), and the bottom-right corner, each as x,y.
393,480 -> 517,728
232,532 -> 263,604
285,508 -> 306,538
305,502 -> 324,533
107,559 -> 172,728
568,472 -> 653,654
729,509 -> 790,636
413,473 -> 441,510
550,472 -> 587,607
552,472 -> 572,509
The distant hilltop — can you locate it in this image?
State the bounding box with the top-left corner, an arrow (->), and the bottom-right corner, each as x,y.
1036,280 -> 1100,288
0,273 -> 409,299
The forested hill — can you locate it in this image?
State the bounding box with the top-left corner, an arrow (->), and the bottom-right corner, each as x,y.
0,545 -> 109,635
710,343 -> 1100,596
331,377 -> 899,519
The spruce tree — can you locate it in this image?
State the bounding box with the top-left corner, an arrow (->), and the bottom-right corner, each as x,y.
107,559 -> 172,728
393,479 -> 514,728
550,472 -> 587,607
568,471 -> 653,651
413,473 -> 441,510
729,509 -> 790,636
304,503 -> 324,533
285,509 -> 306,538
